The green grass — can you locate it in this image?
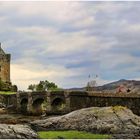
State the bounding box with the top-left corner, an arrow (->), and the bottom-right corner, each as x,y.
0,91 -> 16,95
38,130 -> 112,139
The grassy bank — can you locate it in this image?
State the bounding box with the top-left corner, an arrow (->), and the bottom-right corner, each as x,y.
38,130 -> 112,139
0,91 -> 16,95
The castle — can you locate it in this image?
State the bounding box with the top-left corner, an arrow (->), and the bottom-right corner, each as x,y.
0,43 -> 11,83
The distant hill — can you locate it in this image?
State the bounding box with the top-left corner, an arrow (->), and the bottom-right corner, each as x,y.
67,79 -> 140,92
96,79 -> 140,91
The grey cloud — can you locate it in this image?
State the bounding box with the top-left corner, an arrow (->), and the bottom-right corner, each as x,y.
0,1 -> 140,90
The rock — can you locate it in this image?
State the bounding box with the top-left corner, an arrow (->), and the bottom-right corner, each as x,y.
0,108 -> 7,114
0,124 -> 38,139
31,106 -> 140,139
0,102 -> 6,108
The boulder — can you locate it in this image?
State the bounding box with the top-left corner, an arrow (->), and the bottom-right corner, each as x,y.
0,124 -> 37,139
31,106 -> 140,139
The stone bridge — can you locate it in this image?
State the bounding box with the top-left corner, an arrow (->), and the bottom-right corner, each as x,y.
16,91 -> 70,115
3,90 -> 140,116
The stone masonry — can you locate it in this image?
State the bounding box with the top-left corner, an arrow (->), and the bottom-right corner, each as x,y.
2,91 -> 140,116
0,43 -> 11,83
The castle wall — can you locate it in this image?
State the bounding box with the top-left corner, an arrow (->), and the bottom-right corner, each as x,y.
0,54 -> 11,83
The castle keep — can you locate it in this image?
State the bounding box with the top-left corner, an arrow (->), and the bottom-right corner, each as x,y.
0,43 -> 10,83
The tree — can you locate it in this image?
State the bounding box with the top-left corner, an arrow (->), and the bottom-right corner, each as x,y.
11,85 -> 18,92
0,79 -> 17,91
47,82 -> 58,90
28,84 -> 36,91
27,80 -> 59,92
36,82 -> 44,91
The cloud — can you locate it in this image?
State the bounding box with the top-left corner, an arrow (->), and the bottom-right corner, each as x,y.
0,1 -> 140,90
11,62 -> 88,90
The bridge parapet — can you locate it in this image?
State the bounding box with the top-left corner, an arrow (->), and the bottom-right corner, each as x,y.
1,90 -> 140,116
61,91 -> 140,116
68,91 -> 88,96
87,91 -> 140,98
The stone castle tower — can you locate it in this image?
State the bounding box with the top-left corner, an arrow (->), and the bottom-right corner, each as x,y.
0,43 -> 11,83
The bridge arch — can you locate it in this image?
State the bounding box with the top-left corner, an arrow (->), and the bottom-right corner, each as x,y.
20,98 -> 28,114
51,97 -> 66,112
32,98 -> 46,115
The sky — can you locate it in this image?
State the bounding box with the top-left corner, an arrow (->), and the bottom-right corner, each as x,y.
0,1 -> 140,90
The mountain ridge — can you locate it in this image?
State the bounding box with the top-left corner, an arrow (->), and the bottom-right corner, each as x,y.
67,79 -> 140,92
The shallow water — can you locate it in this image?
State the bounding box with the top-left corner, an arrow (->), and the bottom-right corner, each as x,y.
0,108 -> 58,124
0,113 -> 43,124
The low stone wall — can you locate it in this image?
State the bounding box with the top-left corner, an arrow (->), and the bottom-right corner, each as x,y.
0,94 -> 17,111
0,95 -> 6,107
69,91 -> 140,116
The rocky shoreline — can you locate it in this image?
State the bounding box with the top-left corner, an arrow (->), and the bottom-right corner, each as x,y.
31,106 -> 140,139
0,106 -> 140,139
0,124 -> 37,139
